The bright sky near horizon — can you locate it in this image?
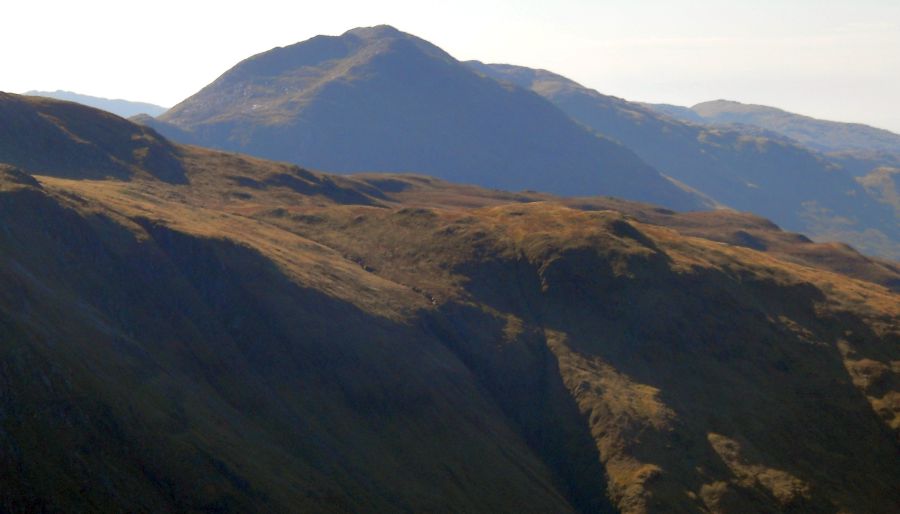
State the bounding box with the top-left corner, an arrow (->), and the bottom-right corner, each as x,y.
4,0 -> 899,132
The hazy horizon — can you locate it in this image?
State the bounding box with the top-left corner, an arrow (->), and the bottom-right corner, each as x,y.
5,0 -> 899,132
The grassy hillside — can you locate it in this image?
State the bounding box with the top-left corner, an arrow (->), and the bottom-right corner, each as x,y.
0,163 -> 579,513
1,96 -> 899,513
0,93 -> 184,183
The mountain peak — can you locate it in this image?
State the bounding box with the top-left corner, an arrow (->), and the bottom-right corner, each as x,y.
343,24 -> 405,40
155,29 -> 710,210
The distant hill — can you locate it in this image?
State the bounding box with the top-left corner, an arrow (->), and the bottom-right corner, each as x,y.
691,100 -> 900,155
468,62 -> 900,259
146,26 -> 710,211
643,99 -> 900,158
25,90 -> 167,118
1,95 -> 899,513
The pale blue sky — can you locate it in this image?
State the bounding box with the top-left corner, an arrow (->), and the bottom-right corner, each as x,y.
4,0 -> 899,131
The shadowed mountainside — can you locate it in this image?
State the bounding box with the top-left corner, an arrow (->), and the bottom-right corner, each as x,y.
143,26 -> 709,211
1,96 -> 899,513
467,63 -> 900,260
0,164 -> 577,513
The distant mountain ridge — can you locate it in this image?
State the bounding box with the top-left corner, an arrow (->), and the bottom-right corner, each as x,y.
467,62 -> 900,259
644,99 -> 900,156
146,25 -> 710,211
24,90 -> 167,118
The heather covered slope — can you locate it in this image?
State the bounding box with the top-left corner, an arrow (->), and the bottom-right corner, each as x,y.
150,26 -> 708,211
2,99 -> 899,513
468,63 -> 900,259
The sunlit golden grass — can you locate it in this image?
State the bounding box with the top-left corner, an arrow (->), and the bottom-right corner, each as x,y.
20,140 -> 899,514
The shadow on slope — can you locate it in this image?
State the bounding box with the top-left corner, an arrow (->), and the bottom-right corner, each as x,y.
278,200 -> 900,513
444,209 -> 900,513
0,177 -> 574,512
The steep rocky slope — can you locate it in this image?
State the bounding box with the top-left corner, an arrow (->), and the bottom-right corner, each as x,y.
1,95 -> 899,513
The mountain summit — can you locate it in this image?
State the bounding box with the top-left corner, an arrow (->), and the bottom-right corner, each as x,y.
152,26 -> 709,210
